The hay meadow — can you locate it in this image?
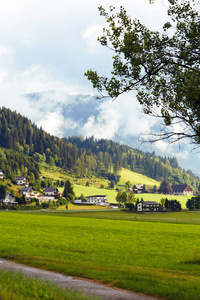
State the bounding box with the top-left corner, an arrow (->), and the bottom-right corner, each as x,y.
1,210 -> 200,299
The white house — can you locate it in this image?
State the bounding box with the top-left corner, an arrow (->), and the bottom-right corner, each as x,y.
133,185 -> 143,193
0,169 -> 5,179
72,195 -> 109,207
171,184 -> 194,195
86,195 -> 109,206
14,176 -> 29,186
19,186 -> 35,196
2,193 -> 18,205
43,187 -> 59,196
137,201 -> 162,212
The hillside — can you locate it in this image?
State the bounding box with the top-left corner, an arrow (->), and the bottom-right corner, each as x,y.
0,106 -> 199,191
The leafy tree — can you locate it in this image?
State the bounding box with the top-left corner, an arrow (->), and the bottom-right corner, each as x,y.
127,190 -> 136,204
160,197 -> 166,207
165,198 -> 181,211
186,198 -> 196,210
63,180 -> 75,200
17,195 -> 27,205
85,1 -> 200,144
79,193 -> 87,202
108,180 -> 115,189
0,184 -> 6,200
153,185 -> 157,193
186,196 -> 200,210
125,180 -> 131,190
116,190 -> 127,207
142,184 -> 148,193
159,180 -> 172,194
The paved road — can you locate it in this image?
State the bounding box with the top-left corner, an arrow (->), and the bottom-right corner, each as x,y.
0,258 -> 161,300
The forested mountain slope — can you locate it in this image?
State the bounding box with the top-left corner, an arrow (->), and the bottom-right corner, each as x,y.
0,106 -> 199,190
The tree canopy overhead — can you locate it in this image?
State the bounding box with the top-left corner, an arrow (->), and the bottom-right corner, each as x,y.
85,0 -> 200,144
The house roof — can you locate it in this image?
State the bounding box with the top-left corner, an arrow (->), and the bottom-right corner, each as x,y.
19,187 -> 34,192
14,176 -> 28,180
142,201 -> 159,205
87,195 -> 106,198
43,187 -> 58,192
133,185 -> 143,189
5,193 -> 15,197
171,184 -> 191,192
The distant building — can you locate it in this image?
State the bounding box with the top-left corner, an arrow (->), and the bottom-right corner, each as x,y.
0,169 -> 5,179
137,201 -> 163,212
133,185 -> 143,193
171,184 -> 194,195
19,187 -> 35,196
14,176 -> 29,186
2,193 -> 18,205
72,195 -> 109,207
43,187 -> 59,196
86,195 -> 109,206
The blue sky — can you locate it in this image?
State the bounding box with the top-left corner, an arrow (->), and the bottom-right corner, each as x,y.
0,0 -> 200,176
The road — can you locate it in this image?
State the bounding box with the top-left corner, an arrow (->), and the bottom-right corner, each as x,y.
0,258 -> 161,300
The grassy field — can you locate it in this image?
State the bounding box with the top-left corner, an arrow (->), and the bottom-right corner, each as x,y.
73,185 -> 190,209
1,210 -> 200,299
73,184 -> 118,203
0,270 -> 99,300
118,168 -> 160,187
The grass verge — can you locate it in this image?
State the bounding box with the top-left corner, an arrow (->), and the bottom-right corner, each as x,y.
0,270 -> 99,300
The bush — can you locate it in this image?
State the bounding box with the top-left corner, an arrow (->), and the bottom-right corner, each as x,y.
125,203 -> 135,211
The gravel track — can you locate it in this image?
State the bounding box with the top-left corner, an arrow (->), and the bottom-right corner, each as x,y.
0,258 -> 161,300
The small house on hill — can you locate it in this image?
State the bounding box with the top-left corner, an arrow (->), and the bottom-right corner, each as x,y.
137,201 -> 163,212
72,195 -> 109,207
86,195 -> 109,206
2,193 -> 18,205
14,176 -> 29,186
133,185 -> 143,194
0,169 -> 5,179
171,184 -> 194,195
19,186 -> 35,196
43,187 -> 59,196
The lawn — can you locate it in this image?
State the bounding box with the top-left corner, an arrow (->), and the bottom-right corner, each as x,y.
137,193 -> 190,209
1,210 -> 200,299
118,168 -> 160,187
73,184 -> 117,203
0,270 -> 99,300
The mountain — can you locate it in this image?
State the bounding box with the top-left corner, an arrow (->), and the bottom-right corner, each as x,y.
0,106 -> 199,191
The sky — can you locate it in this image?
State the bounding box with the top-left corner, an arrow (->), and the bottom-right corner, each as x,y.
0,0 -> 200,176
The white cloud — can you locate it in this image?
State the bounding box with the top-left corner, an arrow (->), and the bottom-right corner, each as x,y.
81,107 -> 120,140
37,111 -> 65,137
154,140 -> 170,153
0,45 -> 13,56
82,24 -> 104,53
172,151 -> 189,160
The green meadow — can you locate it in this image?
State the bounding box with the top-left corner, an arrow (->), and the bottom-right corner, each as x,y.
118,168 -> 160,186
1,210 -> 200,299
73,185 -> 190,209
0,270 -> 99,300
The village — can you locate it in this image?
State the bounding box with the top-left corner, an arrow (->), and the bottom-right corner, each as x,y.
0,168 -> 195,212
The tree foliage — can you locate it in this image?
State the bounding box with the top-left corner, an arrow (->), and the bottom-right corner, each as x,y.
116,190 -> 136,210
186,196 -> 200,210
165,198 -> 182,211
0,107 -> 199,190
63,180 -> 75,200
85,0 -> 200,144
159,180 -> 172,194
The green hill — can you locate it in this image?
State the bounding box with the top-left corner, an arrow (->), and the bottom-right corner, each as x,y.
0,106 -> 199,193
118,168 -> 160,187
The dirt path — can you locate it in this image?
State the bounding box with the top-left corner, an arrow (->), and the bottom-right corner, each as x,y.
0,258 -> 160,300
